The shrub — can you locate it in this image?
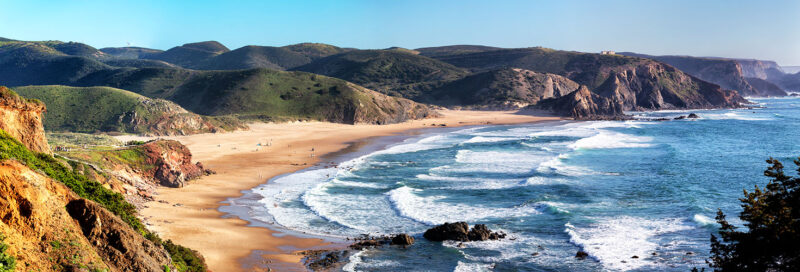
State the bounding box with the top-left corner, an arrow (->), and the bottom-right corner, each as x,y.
162,240 -> 206,272
709,157 -> 800,271
0,235 -> 16,272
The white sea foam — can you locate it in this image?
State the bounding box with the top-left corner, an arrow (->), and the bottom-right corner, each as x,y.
536,156 -> 597,176
568,131 -> 653,150
702,111 -> 772,121
693,214 -> 719,227
342,250 -> 366,272
564,217 -> 693,271
386,186 -> 539,225
463,136 -> 521,144
453,261 -> 493,272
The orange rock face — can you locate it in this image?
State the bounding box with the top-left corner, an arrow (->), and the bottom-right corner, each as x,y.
0,86 -> 50,154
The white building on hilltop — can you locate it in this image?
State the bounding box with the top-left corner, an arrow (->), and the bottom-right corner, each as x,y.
600,50 -> 616,55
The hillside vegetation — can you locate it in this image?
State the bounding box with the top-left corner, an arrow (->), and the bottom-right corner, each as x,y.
293,49 -> 470,98
424,68 -> 581,109
80,68 -> 436,124
14,85 -> 243,135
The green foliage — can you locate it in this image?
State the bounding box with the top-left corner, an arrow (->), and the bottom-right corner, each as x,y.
292,49 -> 469,98
47,132 -> 122,148
126,140 -> 147,146
0,129 -> 147,235
709,157 -> 800,271
162,240 -> 206,272
15,85 -> 242,135
0,235 -> 16,272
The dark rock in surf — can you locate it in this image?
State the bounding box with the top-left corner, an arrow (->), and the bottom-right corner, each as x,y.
687,113 -> 700,118
423,222 -> 470,241
674,115 -> 687,120
390,234 -> 415,246
423,222 -> 506,242
575,250 -> 589,259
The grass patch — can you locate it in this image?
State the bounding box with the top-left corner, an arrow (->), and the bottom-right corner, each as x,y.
0,235 -> 15,272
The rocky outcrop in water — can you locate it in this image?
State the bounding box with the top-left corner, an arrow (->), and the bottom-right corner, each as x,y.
390,233 -> 415,246
0,86 -> 50,153
423,222 -> 506,242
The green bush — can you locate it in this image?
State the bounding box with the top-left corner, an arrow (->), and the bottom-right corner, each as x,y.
0,235 -> 16,272
126,140 -> 147,146
162,240 -> 206,272
709,157 -> 800,271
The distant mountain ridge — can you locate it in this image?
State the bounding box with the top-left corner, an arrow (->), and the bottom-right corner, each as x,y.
0,37 -> 755,120
619,52 -> 788,97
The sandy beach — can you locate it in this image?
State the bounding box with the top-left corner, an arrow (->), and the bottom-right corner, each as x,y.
125,110 -> 563,271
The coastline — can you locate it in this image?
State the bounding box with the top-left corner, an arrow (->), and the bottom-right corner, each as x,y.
121,110 -> 564,271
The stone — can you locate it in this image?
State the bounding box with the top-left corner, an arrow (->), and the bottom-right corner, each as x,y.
390,233 -> 415,246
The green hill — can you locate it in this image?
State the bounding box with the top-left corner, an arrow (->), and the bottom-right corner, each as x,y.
79,68 -> 436,124
0,42 -> 111,86
99,47 -> 163,59
13,85 -> 243,135
415,45 -> 501,58
424,68 -> 581,109
196,45 -> 311,70
144,41 -> 230,68
282,42 -> 352,60
292,49 -> 469,98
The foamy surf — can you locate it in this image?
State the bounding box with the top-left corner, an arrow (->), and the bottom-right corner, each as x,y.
565,217 -> 693,271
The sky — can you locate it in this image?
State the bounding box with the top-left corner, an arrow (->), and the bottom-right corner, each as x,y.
1,0 -> 798,65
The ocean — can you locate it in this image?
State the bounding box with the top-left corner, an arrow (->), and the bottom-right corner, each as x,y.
231,96 -> 800,271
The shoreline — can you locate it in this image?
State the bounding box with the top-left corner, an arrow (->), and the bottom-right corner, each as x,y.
125,110 -> 564,271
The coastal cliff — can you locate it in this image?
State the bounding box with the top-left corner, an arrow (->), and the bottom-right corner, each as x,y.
60,140 -> 211,203
0,86 -> 50,153
0,160 -> 176,271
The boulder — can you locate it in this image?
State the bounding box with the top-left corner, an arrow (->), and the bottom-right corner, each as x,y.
424,222 -> 506,242
674,115 -> 687,120
687,113 -> 700,118
575,250 -> 589,259
423,222 -> 469,242
390,234 -> 415,246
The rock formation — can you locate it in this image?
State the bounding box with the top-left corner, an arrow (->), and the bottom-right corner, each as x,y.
390,234 -> 415,246
0,86 -> 50,153
0,160 -> 176,271
423,222 -> 506,242
141,140 -> 209,188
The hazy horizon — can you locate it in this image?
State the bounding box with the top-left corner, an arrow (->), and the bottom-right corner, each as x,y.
1,0 -> 799,65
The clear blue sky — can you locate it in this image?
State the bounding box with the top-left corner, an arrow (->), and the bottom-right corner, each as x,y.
1,0 -> 798,65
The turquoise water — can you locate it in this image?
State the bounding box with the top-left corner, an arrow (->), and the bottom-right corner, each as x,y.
251,97 -> 800,271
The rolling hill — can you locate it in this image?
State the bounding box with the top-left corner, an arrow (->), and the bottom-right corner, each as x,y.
423,68 -> 581,109
415,45 -> 502,58
13,85 -> 243,135
292,49 -> 470,98
78,68 -> 437,124
0,42 -> 112,86
143,41 -> 230,68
